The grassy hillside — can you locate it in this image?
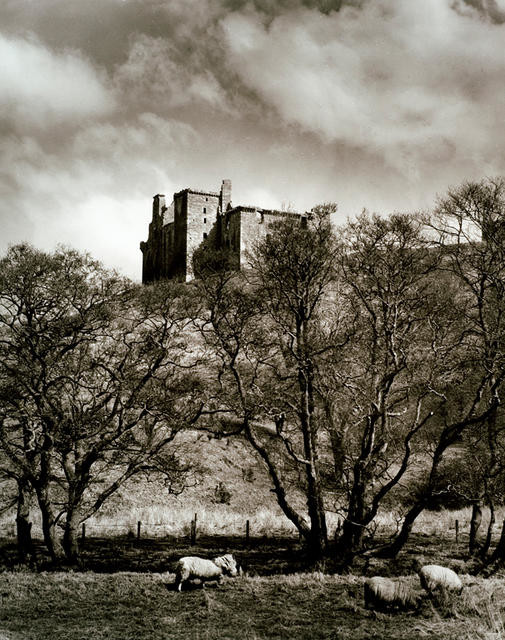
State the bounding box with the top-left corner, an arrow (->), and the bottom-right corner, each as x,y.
1,428 -> 503,546
0,430 -> 300,540
99,432 -> 290,532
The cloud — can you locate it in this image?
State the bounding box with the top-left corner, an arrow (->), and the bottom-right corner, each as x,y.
0,33 -> 115,130
113,35 -> 232,114
224,0 -> 349,17
0,113 -> 199,279
71,113 -> 199,192
3,0 -> 505,279
220,1 -> 505,176
462,0 -> 505,22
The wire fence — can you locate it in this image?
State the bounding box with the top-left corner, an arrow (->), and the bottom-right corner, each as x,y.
0,514 -> 289,546
0,515 -> 475,547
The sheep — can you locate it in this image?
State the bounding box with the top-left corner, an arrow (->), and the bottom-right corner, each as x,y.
418,564 -> 463,595
174,553 -> 238,591
364,576 -> 419,612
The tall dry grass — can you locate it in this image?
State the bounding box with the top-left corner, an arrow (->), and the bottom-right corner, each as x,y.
85,505 -> 302,538
1,503 -> 504,545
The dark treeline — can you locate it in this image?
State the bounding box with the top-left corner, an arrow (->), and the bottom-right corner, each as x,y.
2,178 -> 505,569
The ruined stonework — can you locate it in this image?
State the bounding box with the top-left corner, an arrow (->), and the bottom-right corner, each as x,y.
140,179 -> 306,282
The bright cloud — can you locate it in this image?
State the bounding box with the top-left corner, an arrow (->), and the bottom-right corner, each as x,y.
220,1 -> 505,174
0,114 -> 199,279
0,33 -> 115,129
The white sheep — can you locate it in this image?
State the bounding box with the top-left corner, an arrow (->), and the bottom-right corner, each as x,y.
174,553 -> 238,591
364,576 -> 419,611
418,564 -> 463,595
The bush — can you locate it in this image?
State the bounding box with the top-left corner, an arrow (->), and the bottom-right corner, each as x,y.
213,482 -> 232,505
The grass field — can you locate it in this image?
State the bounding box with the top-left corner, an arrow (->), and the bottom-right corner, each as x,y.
1,565 -> 504,639
2,448 -> 505,640
1,529 -> 505,640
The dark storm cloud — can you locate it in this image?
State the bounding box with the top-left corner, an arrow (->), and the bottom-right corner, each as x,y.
0,0 -> 175,68
461,0 -> 505,23
224,0 -> 344,15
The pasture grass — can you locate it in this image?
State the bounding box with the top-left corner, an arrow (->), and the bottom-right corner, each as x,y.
1,567 -> 505,639
2,505 -> 505,639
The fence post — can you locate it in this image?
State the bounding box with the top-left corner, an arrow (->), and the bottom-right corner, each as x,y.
137,520 -> 141,540
81,523 -> 86,544
190,514 -> 197,546
246,520 -> 250,545
455,519 -> 459,543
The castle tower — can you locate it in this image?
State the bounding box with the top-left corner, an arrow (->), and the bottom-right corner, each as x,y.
152,194 -> 166,226
140,194 -> 166,283
220,179 -> 232,212
171,182 -> 230,281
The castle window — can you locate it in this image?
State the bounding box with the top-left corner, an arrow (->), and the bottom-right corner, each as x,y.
204,217 -> 207,224
203,233 -> 208,239
203,207 -> 207,213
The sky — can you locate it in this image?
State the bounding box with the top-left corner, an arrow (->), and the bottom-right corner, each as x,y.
2,0 -> 505,280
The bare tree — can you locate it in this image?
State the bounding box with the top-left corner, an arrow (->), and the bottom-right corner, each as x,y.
407,179 -> 505,562
196,208 -> 468,566
196,187 -> 505,565
0,245 -> 202,564
196,209 -> 339,563
376,179 -> 505,558
315,212 -> 450,561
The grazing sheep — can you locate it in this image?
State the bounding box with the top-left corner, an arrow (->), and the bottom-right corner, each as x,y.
174,554 -> 238,591
418,564 -> 463,595
364,576 -> 419,611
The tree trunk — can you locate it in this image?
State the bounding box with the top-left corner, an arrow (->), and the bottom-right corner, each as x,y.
305,474 -> 328,563
469,502 -> 482,556
303,433 -> 327,562
34,429 -> 65,563
63,508 -> 81,565
339,453 -> 373,562
341,482 -> 366,558
36,486 -> 65,564
298,348 -> 327,563
490,518 -> 505,564
376,501 -> 426,558
16,478 -> 34,563
481,502 -> 495,558
338,402 -> 383,565
329,421 -> 346,483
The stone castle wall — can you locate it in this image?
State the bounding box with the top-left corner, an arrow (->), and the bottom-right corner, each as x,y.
185,191 -> 221,280
140,180 -> 306,283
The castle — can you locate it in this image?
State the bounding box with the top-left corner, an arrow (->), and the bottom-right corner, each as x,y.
140,179 -> 306,282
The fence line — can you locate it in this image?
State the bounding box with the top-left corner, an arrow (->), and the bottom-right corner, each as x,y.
0,517 -> 479,545
1,515 -> 299,546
